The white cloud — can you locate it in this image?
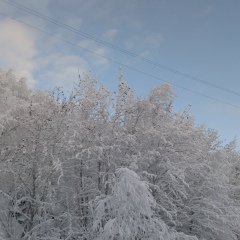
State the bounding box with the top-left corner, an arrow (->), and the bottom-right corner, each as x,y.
102,29 -> 118,41
65,17 -> 82,28
124,35 -> 141,50
139,51 -> 151,58
20,0 -> 50,14
0,18 -> 37,86
36,54 -> 89,91
0,2 -> 110,90
78,39 -> 109,66
123,31 -> 164,55
77,39 -> 93,49
94,48 -> 109,65
195,6 -> 214,18
1,0 -> 51,17
129,19 -> 144,31
144,32 -> 164,48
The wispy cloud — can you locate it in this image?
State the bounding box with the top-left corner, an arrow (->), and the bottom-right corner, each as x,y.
123,31 -> 164,53
36,53 -> 88,91
144,32 -> 164,48
207,100 -> 240,117
65,16 -> 82,28
77,39 -> 110,66
195,5 -> 214,18
102,29 -> 118,41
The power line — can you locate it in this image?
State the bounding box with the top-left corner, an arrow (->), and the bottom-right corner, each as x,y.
1,0 -> 240,98
0,11 -> 239,109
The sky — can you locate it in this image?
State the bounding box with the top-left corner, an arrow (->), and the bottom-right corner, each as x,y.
0,0 -> 240,147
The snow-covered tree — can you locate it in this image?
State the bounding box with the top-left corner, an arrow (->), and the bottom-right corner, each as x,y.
1,68 -> 240,240
0,70 -> 71,239
93,167 -> 196,240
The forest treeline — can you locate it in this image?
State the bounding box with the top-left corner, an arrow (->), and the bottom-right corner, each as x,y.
0,69 -> 240,240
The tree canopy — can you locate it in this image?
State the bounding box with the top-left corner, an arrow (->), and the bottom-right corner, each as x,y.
0,68 -> 240,240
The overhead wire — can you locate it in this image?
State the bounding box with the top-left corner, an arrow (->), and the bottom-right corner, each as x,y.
1,0 -> 240,98
0,11 -> 239,109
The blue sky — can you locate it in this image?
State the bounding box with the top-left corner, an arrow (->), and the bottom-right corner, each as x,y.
0,0 -> 240,147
